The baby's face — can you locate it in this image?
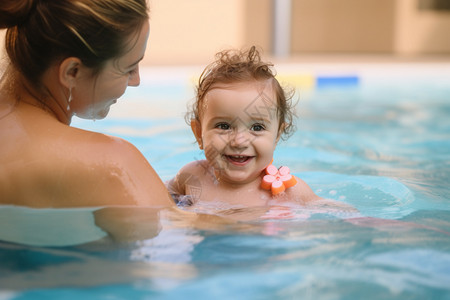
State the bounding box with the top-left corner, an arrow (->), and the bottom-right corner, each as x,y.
195,80 -> 280,186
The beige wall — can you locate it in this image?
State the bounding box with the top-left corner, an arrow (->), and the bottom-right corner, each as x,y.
244,0 -> 273,54
1,0 -> 449,66
144,0 -> 272,65
291,0 -> 396,53
0,0 -> 272,66
290,0 -> 450,55
145,0 -> 244,65
394,0 -> 450,54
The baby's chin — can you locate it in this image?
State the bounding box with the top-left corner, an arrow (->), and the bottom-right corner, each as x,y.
215,171 -> 261,186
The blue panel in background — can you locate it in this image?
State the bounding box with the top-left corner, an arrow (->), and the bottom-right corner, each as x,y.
316,75 -> 360,88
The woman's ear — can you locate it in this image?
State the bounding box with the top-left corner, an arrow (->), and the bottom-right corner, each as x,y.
59,57 -> 82,89
190,119 -> 203,149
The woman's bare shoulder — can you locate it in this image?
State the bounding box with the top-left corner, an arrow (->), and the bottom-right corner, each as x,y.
60,132 -> 173,207
1,128 -> 173,207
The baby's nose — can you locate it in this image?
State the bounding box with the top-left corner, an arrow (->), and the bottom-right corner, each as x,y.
229,130 -> 251,148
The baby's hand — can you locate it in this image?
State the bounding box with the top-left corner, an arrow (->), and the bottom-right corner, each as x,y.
175,194 -> 195,207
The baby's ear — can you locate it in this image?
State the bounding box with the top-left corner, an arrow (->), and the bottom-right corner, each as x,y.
190,119 -> 203,149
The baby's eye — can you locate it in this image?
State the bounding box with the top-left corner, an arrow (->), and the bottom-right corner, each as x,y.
251,123 -> 265,132
215,123 -> 231,130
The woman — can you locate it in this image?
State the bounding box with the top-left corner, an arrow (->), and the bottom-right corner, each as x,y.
0,0 -> 174,207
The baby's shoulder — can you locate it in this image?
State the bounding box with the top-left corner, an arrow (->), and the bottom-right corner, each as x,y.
169,160 -> 212,189
177,160 -> 212,177
168,160 -> 215,205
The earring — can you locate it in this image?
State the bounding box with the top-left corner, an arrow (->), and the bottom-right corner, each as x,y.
66,88 -> 72,110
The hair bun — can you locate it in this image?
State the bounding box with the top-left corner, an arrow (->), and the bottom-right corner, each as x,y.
0,0 -> 35,28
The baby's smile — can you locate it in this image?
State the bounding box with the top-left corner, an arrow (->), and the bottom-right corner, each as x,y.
223,154 -> 254,166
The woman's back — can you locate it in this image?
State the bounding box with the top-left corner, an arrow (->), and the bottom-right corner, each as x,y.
0,94 -> 173,207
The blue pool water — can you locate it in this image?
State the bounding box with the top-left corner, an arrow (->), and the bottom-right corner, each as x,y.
1,63 -> 450,299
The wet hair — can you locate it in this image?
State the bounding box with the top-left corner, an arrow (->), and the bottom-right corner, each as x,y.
0,0 -> 148,92
188,46 -> 296,140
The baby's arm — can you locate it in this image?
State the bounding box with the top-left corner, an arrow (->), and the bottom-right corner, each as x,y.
166,168 -> 189,206
166,161 -> 204,206
281,176 -> 321,203
287,176 -> 358,212
166,176 -> 183,203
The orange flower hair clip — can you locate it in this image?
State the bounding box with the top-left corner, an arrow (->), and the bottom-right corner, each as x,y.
261,161 -> 297,195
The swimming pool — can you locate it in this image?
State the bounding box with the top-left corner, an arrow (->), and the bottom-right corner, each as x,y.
1,62 -> 449,299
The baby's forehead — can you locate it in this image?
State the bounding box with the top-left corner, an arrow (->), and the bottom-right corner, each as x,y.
202,80 -> 278,121
204,80 -> 276,106
208,79 -> 274,93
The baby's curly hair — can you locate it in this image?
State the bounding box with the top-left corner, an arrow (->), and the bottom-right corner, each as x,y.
187,46 -> 296,140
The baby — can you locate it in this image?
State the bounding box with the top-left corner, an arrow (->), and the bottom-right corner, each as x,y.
168,47 -> 351,213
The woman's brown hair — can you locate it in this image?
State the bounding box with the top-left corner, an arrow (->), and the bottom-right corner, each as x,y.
0,0 -> 148,91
